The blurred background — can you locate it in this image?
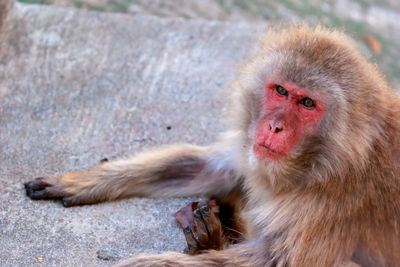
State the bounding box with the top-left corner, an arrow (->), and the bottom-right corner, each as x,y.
17,0 -> 400,87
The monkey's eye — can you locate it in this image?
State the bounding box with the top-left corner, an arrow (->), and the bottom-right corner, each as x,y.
299,97 -> 315,108
276,85 -> 288,96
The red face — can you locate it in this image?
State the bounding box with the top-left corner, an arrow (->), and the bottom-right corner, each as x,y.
253,82 -> 325,161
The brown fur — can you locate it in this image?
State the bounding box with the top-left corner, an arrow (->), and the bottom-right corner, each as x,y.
25,25 -> 400,266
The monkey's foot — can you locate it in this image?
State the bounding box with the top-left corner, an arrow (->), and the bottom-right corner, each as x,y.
24,175 -> 95,207
24,177 -> 68,200
175,200 -> 224,255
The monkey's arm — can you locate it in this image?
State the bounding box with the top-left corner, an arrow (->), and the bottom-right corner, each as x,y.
24,144 -> 242,206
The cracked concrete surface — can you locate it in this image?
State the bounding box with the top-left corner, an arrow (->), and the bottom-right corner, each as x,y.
0,2 -> 261,266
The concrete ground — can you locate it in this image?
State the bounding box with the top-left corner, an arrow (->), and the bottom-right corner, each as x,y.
0,2 -> 260,266
18,0 -> 400,88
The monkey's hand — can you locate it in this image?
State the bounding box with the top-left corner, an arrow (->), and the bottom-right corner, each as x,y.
175,200 -> 224,254
24,171 -> 106,207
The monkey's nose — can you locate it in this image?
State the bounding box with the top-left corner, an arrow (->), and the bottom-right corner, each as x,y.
269,123 -> 283,133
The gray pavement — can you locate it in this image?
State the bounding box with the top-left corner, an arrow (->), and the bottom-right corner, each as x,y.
0,2 -> 261,266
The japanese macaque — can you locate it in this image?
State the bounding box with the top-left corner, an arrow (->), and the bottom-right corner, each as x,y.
25,25 -> 400,267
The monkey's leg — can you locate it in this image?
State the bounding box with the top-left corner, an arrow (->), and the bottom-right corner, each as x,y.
113,238 -> 270,267
24,144 -> 241,206
113,238 -> 362,267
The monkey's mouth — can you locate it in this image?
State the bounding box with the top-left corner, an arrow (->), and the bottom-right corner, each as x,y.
255,144 -> 283,154
253,143 -> 286,160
